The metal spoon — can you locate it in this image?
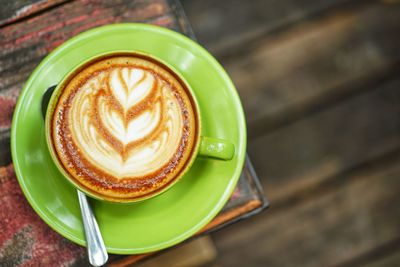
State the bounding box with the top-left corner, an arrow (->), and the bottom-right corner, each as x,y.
78,190 -> 108,266
42,86 -> 108,266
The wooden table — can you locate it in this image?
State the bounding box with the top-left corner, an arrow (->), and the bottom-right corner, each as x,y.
0,1 -> 267,266
179,0 -> 400,266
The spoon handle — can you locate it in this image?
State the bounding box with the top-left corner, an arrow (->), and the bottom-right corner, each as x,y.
78,190 -> 108,266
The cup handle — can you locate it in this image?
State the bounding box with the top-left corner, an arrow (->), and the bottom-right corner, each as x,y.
198,136 -> 235,160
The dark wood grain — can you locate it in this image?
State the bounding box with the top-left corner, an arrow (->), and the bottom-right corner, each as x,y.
181,0 -> 357,57
249,76 -> 400,204
336,237 -> 400,267
221,3 -> 400,137
181,1 -> 400,266
0,0 -> 171,94
210,153 -> 400,267
361,246 -> 400,267
0,0 -> 68,27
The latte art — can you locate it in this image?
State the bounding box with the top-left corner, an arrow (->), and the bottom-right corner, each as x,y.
72,68 -> 182,176
52,55 -> 197,200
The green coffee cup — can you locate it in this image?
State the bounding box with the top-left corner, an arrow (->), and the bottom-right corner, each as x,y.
44,50 -> 235,203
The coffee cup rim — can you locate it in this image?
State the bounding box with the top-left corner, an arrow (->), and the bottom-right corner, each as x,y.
44,50 -> 202,203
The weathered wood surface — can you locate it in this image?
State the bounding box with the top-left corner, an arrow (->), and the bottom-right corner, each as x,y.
187,0 -> 400,139
210,153 -> 400,267
250,76 -> 400,204
184,0 -> 400,212
110,237 -> 217,267
0,0 -> 68,27
361,246 -> 400,267
181,0 -> 356,57
338,238 -> 400,267
131,237 -> 217,267
0,164 -> 88,266
224,3 -> 400,137
181,0 -> 400,266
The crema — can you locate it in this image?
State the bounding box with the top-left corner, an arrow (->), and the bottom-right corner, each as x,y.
51,55 -> 197,200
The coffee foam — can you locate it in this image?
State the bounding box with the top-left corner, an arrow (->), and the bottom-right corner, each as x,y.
52,55 -> 197,200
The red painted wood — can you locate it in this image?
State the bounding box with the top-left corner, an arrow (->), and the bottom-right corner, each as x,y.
0,0 -> 68,27
0,96 -> 16,132
0,164 -> 86,265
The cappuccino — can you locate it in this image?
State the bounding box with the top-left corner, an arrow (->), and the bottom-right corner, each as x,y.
51,54 -> 198,201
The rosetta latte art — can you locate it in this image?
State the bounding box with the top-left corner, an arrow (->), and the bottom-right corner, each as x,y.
52,56 -> 196,199
72,67 -> 183,177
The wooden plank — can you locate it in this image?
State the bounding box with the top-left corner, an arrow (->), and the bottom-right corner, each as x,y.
167,0 -> 196,39
180,0 -> 356,56
218,3 -> 400,136
210,153 -> 400,267
335,238 -> 400,267
111,237 -> 216,267
249,76 -> 400,204
0,0 -> 68,27
360,246 -> 400,267
0,0 -> 174,166
0,0 -> 172,95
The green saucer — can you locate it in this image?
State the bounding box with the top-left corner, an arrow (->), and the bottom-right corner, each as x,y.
11,24 -> 246,254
